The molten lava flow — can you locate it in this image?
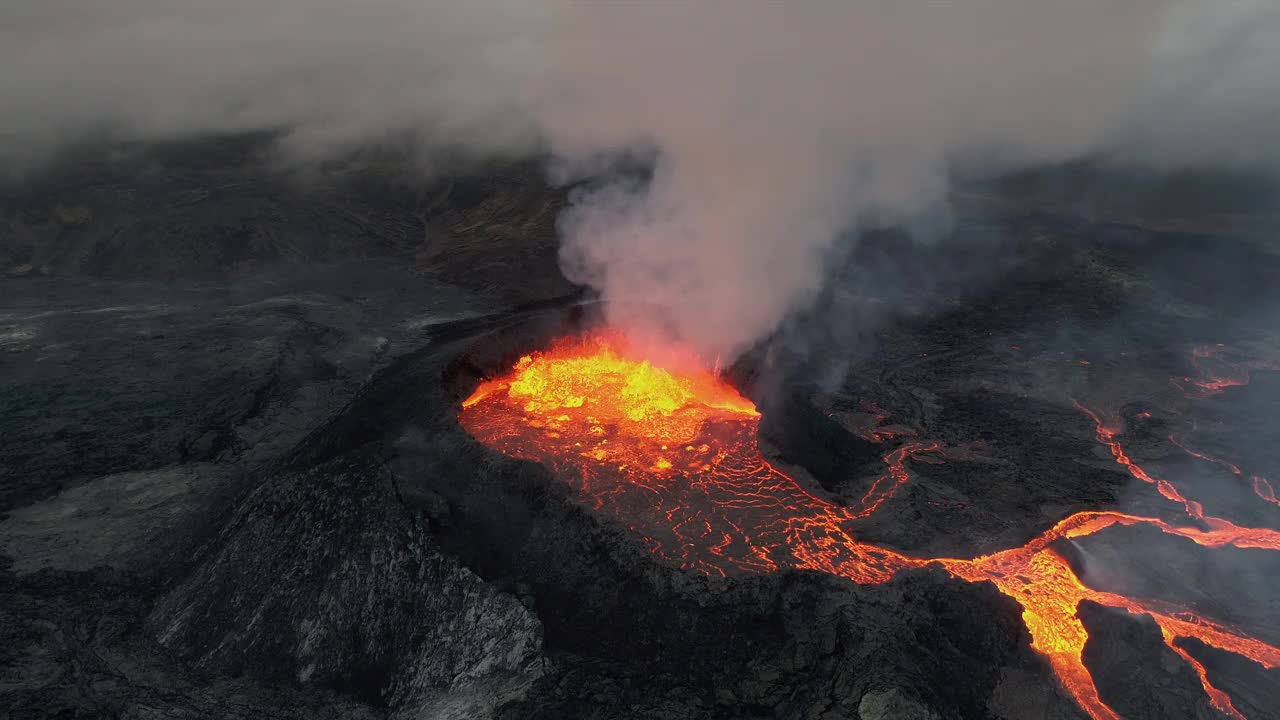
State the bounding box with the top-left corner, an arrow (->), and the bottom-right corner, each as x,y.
1072,400 -> 1206,519
1171,433 -> 1280,511
938,507 -> 1280,720
851,441 -> 942,519
1175,344 -> 1279,396
458,330 -> 1280,720
1166,346 -> 1280,510
459,330 -> 920,580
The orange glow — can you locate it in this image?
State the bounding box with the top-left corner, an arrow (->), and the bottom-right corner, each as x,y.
1171,433 -> 1280,510
1175,344 -> 1279,396
458,331 -> 1280,720
1073,400 -> 1206,519
461,331 -> 760,486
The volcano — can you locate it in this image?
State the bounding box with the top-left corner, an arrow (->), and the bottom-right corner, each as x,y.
6,144 -> 1280,720
455,325 -> 1280,720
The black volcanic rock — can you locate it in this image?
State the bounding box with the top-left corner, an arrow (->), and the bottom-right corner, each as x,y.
0,563 -> 381,719
1174,638 -> 1280,720
5,146 -> 1280,720
1062,523 -> 1280,647
755,388 -> 884,494
0,261 -> 483,514
0,135 -> 574,304
142,303 -> 1045,720
1078,601 -> 1221,720
148,451 -> 543,709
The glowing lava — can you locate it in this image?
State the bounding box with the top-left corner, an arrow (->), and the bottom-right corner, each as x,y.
458,331 -> 1280,720
1171,434 -> 1280,511
1175,344 -> 1279,396
1167,348 -> 1280,512
463,330 -> 758,464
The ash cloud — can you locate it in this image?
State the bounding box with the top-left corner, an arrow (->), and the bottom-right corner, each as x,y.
3,1 -> 1279,359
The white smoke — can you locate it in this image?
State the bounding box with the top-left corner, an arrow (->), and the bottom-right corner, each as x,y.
2,0 -> 1278,359
536,2 -> 1163,359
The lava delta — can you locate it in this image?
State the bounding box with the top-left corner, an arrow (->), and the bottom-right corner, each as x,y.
460,331 -> 1280,720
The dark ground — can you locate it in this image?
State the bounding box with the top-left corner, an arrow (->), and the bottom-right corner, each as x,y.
2,137 -> 1279,720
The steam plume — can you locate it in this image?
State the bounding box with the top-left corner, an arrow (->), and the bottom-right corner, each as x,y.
3,1 -> 1279,358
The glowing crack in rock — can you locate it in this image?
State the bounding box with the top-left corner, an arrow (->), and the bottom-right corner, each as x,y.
458,331 -> 1280,720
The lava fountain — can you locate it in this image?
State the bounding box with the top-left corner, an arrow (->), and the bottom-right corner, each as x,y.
458,329 -> 1280,720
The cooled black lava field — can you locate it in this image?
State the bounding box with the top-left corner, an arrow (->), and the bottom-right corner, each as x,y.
3,144 -> 1280,720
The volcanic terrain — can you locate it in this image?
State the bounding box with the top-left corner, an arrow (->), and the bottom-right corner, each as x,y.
3,139 -> 1280,720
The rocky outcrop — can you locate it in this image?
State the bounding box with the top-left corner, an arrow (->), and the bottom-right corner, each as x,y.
859,688 -> 940,720
148,453 -> 543,708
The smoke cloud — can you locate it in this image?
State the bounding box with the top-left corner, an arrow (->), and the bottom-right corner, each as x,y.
3,1 -> 1279,359
0,1 -> 546,159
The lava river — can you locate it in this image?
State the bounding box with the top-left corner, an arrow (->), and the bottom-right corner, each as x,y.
458,331 -> 1280,720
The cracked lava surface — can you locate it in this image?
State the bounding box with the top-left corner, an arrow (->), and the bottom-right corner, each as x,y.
458,332 -> 1280,720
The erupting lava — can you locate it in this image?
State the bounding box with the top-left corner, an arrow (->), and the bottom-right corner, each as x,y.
459,331 -> 1280,720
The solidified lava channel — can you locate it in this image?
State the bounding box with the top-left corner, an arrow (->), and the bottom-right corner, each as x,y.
458,330 -> 1280,720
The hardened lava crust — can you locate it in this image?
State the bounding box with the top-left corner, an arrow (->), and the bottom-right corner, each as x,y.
13,189 -> 1280,719
146,298 -> 1051,719
146,269 -> 1280,719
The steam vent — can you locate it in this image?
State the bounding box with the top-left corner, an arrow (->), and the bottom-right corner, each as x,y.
7,8 -> 1280,717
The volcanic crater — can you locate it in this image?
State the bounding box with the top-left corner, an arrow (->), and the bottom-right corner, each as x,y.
445,301 -> 1280,720
144,284 -> 1278,720
5,146 -> 1280,720
82,254 -> 1280,712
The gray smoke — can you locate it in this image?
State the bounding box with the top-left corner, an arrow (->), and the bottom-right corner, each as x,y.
3,0 -> 1278,359
0,1 -> 546,159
